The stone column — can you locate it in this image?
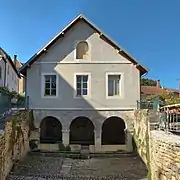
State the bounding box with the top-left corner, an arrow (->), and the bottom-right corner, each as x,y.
62,129 -> 70,146
95,128 -> 102,152
126,130 -> 133,152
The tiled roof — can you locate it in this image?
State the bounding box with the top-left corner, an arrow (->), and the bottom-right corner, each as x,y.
141,86 -> 167,95
141,86 -> 180,97
164,88 -> 179,93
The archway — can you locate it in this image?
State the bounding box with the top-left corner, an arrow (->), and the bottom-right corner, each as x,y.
70,116 -> 94,145
40,116 -> 62,144
102,116 -> 126,145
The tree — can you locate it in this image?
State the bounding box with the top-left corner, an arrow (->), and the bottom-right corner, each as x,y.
141,78 -> 157,86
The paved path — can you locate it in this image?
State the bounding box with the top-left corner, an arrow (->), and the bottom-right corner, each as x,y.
8,154 -> 148,180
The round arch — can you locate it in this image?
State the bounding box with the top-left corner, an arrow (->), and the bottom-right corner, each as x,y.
70,116 -> 95,145
40,116 -> 62,144
101,116 -> 126,145
76,41 -> 89,60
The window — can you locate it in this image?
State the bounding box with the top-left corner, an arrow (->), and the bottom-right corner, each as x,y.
107,74 -> 121,96
7,65 -> 9,75
76,41 -> 89,60
43,75 -> 57,96
76,75 -> 89,96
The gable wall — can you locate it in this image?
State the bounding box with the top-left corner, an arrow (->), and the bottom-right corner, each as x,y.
0,52 -> 19,92
27,20 -> 140,109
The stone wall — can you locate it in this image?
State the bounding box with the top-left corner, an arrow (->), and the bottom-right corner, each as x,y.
150,131 -> 180,180
134,110 -> 180,180
0,110 -> 30,180
133,109 -> 149,165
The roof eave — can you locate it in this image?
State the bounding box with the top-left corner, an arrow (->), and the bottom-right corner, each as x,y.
20,14 -> 148,76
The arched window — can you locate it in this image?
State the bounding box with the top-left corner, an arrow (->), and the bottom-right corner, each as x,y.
76,41 -> 89,60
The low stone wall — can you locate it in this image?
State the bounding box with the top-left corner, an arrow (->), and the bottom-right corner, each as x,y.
150,130 -> 180,180
0,110 -> 30,180
134,110 -> 180,180
133,109 -> 149,164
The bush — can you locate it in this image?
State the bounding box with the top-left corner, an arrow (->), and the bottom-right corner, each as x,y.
0,86 -> 9,94
17,94 -> 25,103
58,142 -> 66,151
65,145 -> 71,152
29,140 -> 38,150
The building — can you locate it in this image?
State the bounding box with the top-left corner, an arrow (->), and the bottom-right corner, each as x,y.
0,47 -> 20,92
141,80 -> 180,100
20,14 -> 147,153
13,55 -> 25,94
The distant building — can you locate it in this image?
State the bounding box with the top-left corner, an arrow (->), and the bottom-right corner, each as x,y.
141,80 -> 179,100
13,55 -> 25,94
0,47 -> 20,92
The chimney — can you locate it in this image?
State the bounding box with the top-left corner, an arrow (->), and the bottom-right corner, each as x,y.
156,80 -> 160,88
14,55 -> 22,69
14,55 -> 17,67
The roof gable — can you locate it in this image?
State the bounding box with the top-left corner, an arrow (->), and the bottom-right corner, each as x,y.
0,47 -> 20,78
19,14 -> 148,75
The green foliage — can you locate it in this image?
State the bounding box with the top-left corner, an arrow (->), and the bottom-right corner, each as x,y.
29,140 -> 38,150
0,86 -> 26,105
143,93 -> 166,103
10,90 -> 18,99
0,86 -> 18,99
58,143 -> 71,153
141,78 -> 157,86
165,98 -> 180,105
17,94 -> 25,103
0,86 -> 9,94
58,142 -> 66,151
65,145 -> 71,152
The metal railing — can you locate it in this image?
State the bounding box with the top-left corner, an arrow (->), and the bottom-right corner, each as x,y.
0,91 -> 11,119
0,91 -> 29,119
137,101 -> 154,109
159,112 -> 180,133
11,96 -> 29,109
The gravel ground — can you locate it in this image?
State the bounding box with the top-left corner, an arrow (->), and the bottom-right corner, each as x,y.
8,154 -> 148,180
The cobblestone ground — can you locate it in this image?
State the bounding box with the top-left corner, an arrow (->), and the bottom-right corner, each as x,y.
8,154 -> 148,180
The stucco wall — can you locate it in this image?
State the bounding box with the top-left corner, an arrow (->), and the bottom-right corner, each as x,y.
0,110 -> 30,180
0,57 -> 19,92
27,20 -> 140,110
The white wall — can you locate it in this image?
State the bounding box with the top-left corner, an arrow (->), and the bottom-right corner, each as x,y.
0,57 -> 19,92
27,20 -> 140,109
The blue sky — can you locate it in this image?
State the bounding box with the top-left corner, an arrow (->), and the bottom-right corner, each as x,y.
1,0 -> 180,88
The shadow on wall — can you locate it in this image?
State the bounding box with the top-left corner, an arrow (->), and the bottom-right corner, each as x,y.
29,20 -> 134,150
35,65 -> 128,147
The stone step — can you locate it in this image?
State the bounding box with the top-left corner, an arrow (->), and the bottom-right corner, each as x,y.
80,145 -> 90,159
60,158 -> 73,175
8,174 -> 128,180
